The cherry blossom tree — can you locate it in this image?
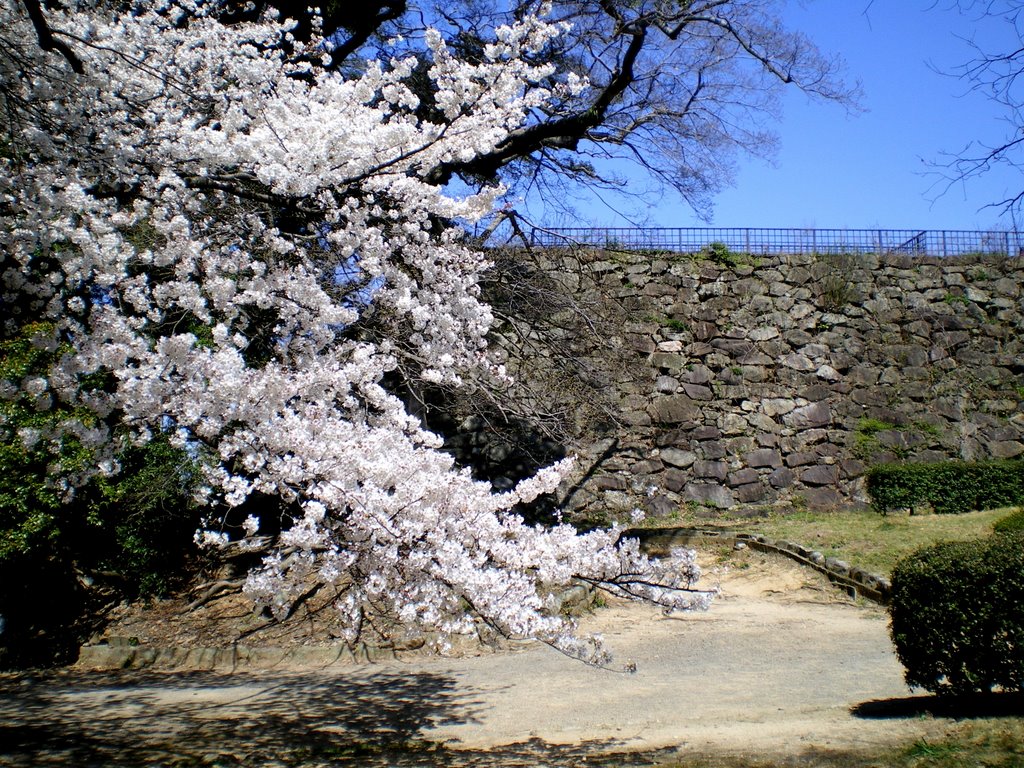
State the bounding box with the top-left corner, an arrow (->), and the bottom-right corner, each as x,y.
1,0 -> 711,664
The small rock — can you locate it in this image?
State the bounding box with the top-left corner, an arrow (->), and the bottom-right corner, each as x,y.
815,364 -> 841,382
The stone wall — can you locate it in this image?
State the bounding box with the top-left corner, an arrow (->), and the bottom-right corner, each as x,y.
502,248 -> 1024,517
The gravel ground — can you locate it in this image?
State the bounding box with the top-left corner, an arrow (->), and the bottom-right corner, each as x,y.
0,552 -> 950,767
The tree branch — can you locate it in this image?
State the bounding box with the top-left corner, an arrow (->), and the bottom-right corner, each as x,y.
427,22 -> 648,184
19,0 -> 83,73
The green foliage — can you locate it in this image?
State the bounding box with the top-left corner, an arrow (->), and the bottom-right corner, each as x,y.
642,314 -> 690,333
856,417 -> 896,436
852,417 -> 896,459
0,322 -> 95,559
993,507 -> 1024,534
904,739 -> 964,761
943,292 -> 969,306
0,321 -> 203,667
91,436 -> 204,596
815,252 -> 861,309
819,276 -> 858,309
889,531 -> 1024,695
912,419 -> 943,437
697,241 -> 753,268
866,460 -> 1024,515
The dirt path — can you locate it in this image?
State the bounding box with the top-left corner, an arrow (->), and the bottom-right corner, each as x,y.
0,552 -> 951,766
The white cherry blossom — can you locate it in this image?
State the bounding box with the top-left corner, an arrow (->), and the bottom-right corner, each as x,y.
0,0 -> 711,666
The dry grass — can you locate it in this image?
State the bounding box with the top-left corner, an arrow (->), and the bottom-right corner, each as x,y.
654,506 -> 1016,576
653,717 -> 1024,768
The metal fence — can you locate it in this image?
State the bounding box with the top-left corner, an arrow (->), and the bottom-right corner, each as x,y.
525,227 -> 1024,258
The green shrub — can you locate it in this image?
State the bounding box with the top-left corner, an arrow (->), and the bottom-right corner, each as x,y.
993,507 -> 1024,534
0,321 -> 203,667
866,460 -> 1024,515
698,241 -> 753,267
0,322 -> 94,560
889,532 -> 1024,695
0,431 -> 202,668
90,435 -> 204,597
857,417 -> 896,436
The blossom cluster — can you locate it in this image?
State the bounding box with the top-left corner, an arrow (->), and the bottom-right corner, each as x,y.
0,0 -> 710,664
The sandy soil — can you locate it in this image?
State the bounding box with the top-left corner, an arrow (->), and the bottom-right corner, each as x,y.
0,549 -> 954,767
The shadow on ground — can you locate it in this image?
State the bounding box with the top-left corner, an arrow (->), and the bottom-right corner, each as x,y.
0,669 -> 676,767
852,691 -> 1024,720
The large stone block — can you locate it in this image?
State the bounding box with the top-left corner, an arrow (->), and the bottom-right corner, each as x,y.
663,469 -> 689,493
645,493 -> 677,517
734,482 -> 767,503
800,384 -> 832,402
648,395 -> 701,424
800,487 -> 843,511
791,428 -> 829,449
721,413 -> 748,435
800,464 -> 840,486
642,282 -> 677,297
655,375 -> 679,394
693,460 -> 729,481
630,459 -> 665,475
840,459 -> 866,478
746,412 -> 779,433
691,321 -> 717,341
762,398 -> 796,417
748,327 -> 780,341
712,338 -> 755,356
769,467 -> 796,488
990,441 -> 1024,459
683,483 -> 736,509
746,448 -> 783,468
700,441 -> 727,459
682,383 -> 714,400
728,468 -> 760,487
649,352 -> 688,371
682,365 -> 713,385
781,353 -> 816,371
785,451 -> 817,468
784,401 -> 831,429
660,448 -> 697,468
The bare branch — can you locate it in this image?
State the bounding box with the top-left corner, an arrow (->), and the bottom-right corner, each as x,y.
19,0 -> 83,73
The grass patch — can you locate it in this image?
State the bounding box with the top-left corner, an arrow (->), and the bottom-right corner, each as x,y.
642,717 -> 1024,768
644,506 -> 1012,576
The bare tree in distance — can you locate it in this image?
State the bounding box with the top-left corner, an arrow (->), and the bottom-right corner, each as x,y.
934,1 -> 1024,222
409,0 -> 861,221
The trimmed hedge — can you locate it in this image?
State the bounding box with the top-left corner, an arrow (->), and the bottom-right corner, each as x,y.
994,507 -> 1024,534
889,531 -> 1024,695
866,459 -> 1024,514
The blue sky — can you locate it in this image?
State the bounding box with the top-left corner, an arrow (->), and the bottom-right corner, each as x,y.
529,1 -> 1023,232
